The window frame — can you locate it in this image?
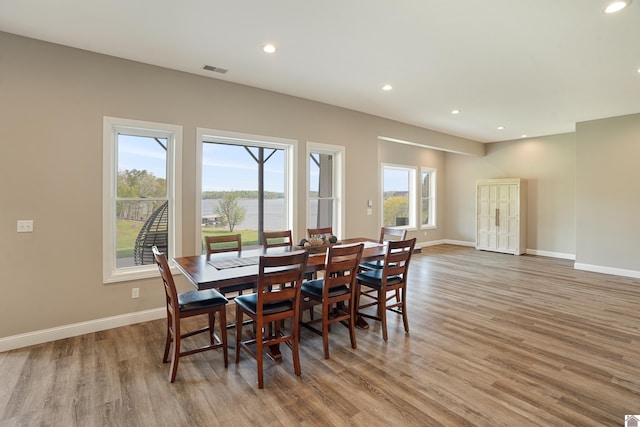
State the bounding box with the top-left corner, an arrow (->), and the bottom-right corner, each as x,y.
381,163 -> 417,230
420,167 -> 437,229
196,128 -> 298,255
102,117 -> 182,284
306,141 -> 345,239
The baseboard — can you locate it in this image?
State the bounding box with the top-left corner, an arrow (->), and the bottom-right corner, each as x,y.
443,239 -> 476,247
0,307 -> 165,353
526,249 -> 576,260
574,263 -> 640,279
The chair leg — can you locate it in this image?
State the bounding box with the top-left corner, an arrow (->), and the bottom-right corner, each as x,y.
163,313 -> 172,363
322,303 -> 330,359
291,317 -> 301,377
256,320 -> 264,389
235,306 -> 243,364
219,309 -> 228,368
401,287 -> 409,334
169,321 -> 180,383
348,298 -> 357,350
380,293 -> 388,342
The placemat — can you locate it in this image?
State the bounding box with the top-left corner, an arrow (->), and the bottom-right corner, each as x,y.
208,256 -> 259,270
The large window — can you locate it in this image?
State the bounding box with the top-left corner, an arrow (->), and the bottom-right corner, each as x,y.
103,117 -> 182,283
421,168 -> 436,228
196,129 -> 296,253
307,142 -> 344,238
382,164 -> 416,229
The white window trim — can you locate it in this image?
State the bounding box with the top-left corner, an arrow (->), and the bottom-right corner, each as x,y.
421,167 -> 437,230
380,163 -> 417,230
306,141 -> 345,240
196,128 -> 298,255
102,117 -> 182,283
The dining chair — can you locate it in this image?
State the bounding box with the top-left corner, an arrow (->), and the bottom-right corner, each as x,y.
152,246 -> 229,383
300,243 -> 364,359
204,234 -> 254,297
262,230 -> 293,249
355,238 -> 416,341
307,226 -> 333,239
234,250 -> 309,388
205,234 -> 242,257
359,227 -> 408,271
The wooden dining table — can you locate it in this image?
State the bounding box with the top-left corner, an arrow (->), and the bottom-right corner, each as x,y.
173,237 -> 384,359
173,237 -> 385,293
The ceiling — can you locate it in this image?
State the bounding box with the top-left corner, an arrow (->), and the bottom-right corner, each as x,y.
1,0 -> 639,143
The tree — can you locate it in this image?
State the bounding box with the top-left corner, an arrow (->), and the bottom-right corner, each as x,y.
216,191 -> 246,232
383,195 -> 409,226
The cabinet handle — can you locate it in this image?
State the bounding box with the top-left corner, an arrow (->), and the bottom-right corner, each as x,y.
495,208 -> 499,226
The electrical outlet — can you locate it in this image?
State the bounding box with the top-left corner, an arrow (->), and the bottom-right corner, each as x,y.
132,288 -> 139,299
17,220 -> 34,233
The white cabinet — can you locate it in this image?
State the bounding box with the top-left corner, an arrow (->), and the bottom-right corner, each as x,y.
476,178 -> 527,255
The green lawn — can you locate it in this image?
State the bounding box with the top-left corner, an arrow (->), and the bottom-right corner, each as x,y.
117,221 -> 270,259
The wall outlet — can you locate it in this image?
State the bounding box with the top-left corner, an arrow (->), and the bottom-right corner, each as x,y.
17,220 -> 34,233
132,288 -> 139,299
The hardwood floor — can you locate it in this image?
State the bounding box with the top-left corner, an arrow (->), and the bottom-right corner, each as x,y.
1,245 -> 639,426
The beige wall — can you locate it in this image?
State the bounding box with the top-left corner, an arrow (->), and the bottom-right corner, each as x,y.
444,133 -> 577,257
576,113 -> 640,272
0,32 -> 480,339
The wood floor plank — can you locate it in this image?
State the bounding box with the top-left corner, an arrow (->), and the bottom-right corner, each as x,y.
2,244 -> 640,426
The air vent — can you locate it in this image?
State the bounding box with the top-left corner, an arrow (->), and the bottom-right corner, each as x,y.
203,65 -> 228,74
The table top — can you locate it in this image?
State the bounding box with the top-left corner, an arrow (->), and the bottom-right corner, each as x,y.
173,237 -> 385,291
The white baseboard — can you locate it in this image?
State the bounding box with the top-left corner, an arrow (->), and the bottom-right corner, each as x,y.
574,263 -> 640,279
526,249 -> 576,260
443,239 -> 476,247
0,307 -> 165,353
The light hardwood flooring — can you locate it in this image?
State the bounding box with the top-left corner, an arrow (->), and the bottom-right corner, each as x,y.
1,245 -> 639,426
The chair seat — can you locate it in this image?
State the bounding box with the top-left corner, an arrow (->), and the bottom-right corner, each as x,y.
301,279 -> 349,298
356,269 -> 402,289
235,293 -> 293,315
360,260 -> 384,270
178,289 -> 228,311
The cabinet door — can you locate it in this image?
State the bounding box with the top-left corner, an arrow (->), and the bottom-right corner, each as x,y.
477,184 -> 497,249
497,184 -> 519,252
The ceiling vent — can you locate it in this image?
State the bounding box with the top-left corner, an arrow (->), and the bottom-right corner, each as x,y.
203,65 -> 228,74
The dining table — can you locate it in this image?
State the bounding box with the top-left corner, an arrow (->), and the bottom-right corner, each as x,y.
173,237 -> 385,293
173,237 -> 385,357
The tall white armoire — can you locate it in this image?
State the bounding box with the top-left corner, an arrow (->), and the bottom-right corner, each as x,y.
476,178 -> 527,255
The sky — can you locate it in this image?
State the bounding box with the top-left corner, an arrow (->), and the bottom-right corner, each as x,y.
118,135 -> 410,194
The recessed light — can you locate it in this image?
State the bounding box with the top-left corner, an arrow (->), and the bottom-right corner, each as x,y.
382,84 -> 393,91
605,0 -> 631,13
497,126 -> 505,130
263,44 -> 277,54
451,109 -> 460,115
521,134 -> 528,138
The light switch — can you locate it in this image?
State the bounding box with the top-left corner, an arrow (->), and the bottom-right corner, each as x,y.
367,199 -> 373,207
17,220 -> 34,233
367,208 -> 372,216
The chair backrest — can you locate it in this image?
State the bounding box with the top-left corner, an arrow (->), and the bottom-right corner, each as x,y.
205,234 -> 242,259
152,246 -> 179,313
323,243 -> 364,297
307,227 -> 333,239
262,230 -> 293,249
257,250 -> 309,313
379,227 -> 407,243
382,238 -> 417,283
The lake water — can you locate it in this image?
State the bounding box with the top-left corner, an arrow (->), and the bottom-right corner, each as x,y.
202,198 -> 287,229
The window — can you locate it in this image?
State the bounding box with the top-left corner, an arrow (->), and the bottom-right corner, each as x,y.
421,168 -> 436,228
307,142 -> 344,238
382,164 -> 416,228
196,129 -> 296,253
103,117 -> 182,283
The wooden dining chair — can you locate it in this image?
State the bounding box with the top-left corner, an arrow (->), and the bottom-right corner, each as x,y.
300,243 -> 364,359
205,234 -> 242,257
152,246 -> 229,383
355,238 -> 416,341
204,234 -> 254,297
307,226 -> 333,239
262,230 -> 293,249
234,250 -> 309,388
359,227 -> 408,271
